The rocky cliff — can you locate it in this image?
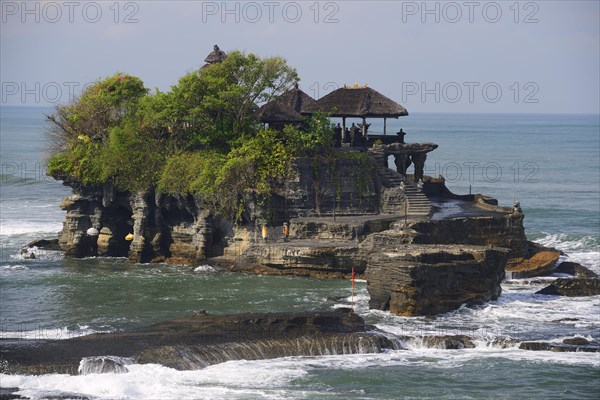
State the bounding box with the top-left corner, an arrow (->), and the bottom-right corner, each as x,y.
364,244 -> 509,316
58,183 -> 217,264
56,153 -> 383,264
53,151 -> 530,316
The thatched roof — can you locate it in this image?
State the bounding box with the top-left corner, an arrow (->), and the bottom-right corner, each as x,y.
259,85 -> 316,123
204,45 -> 227,64
303,86 -> 408,118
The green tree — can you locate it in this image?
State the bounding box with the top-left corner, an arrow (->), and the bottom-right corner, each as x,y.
47,51 -> 346,224
48,73 -> 148,152
154,51 -> 299,151
99,122 -> 165,191
284,111 -> 336,156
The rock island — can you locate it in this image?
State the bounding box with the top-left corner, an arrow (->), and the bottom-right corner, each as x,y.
43,47 -> 585,317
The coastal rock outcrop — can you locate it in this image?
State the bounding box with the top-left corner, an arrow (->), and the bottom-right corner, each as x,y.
57,184 -> 218,264
365,244 -> 509,316
505,242 -> 561,278
555,261 -> 599,278
52,152 -> 529,316
535,278 -> 600,297
406,212 -> 528,259
519,340 -> 600,352
0,309 -> 388,375
55,155 -> 382,265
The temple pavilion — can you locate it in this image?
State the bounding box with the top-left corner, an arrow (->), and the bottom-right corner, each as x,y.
260,83 -> 437,184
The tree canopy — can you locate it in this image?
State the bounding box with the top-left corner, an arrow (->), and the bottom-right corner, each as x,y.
47,50 -> 340,221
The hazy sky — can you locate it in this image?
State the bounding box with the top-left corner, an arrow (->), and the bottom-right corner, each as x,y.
1,0 -> 599,113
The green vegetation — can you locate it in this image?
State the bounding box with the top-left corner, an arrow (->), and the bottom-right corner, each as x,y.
47,51 -> 365,221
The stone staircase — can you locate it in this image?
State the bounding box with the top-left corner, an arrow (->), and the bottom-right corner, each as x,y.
370,149 -> 432,216
403,180 -> 432,216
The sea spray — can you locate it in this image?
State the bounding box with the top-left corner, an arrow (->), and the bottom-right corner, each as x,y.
78,356 -> 134,375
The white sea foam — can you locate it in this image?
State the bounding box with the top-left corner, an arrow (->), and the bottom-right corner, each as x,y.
0,264 -> 29,271
0,326 -> 103,340
370,280 -> 600,355
0,359 -> 309,400
534,233 -> 599,252
0,221 -> 62,236
430,200 -> 464,220
533,233 -> 599,267
78,356 -> 135,375
194,265 -> 217,273
563,252 -> 600,274
2,348 -> 597,400
8,246 -> 63,262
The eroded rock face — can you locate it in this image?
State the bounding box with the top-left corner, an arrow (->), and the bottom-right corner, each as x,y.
365,245 -> 509,316
216,241 -> 364,279
59,190 -> 103,257
57,185 -> 216,263
406,213 -> 528,259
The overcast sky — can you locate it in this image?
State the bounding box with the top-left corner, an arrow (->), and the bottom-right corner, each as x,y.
1,0 -> 599,113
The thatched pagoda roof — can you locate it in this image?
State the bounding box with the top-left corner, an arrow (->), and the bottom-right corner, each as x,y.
204,45 -> 227,64
259,85 -> 316,123
303,86 -> 408,118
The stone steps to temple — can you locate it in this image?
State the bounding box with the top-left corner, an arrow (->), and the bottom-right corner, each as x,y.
404,181 -> 431,216
369,149 -> 432,216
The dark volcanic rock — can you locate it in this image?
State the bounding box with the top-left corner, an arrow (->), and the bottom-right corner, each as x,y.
519,341 -> 600,352
365,245 -> 509,316
562,337 -> 590,346
400,335 -> 476,349
0,388 -> 27,400
0,309 -> 390,375
23,238 -> 61,251
535,278 -> 600,297
555,261 -> 598,278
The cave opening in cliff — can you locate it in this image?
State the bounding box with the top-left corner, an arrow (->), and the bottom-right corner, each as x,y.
98,203 -> 134,257
158,196 -> 198,260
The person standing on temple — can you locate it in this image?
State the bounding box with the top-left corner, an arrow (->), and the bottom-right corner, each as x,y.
396,128 -> 407,144
360,120 -> 371,147
333,123 -> 343,148
344,127 -> 351,144
350,123 -> 359,147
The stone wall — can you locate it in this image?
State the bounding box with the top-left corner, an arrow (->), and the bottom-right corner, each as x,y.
276,154 -> 381,219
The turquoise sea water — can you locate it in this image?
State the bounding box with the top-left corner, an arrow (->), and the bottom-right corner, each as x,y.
1,106 -> 599,399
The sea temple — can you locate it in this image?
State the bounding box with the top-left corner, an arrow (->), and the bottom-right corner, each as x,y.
45,46 -> 582,317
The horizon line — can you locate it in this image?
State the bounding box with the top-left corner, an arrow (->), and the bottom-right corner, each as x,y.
1,104 -> 598,118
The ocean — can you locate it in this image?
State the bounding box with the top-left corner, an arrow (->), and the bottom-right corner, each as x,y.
1,106 -> 599,399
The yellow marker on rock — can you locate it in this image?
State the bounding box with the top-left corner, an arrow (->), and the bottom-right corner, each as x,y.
262,225 -> 268,241
125,233 -> 134,241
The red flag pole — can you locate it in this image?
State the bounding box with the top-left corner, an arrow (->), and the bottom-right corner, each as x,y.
351,266 -> 355,311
